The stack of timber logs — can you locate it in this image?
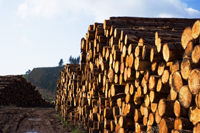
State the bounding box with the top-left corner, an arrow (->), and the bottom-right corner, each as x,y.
0,75 -> 49,107
55,17 -> 200,133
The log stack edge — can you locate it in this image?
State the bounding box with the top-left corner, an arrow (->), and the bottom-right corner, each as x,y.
55,17 -> 200,133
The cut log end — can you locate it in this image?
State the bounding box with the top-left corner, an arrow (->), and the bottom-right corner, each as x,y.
179,85 -> 192,108
191,45 -> 200,64
192,20 -> 200,39
188,69 -> 200,95
163,43 -> 170,62
172,71 -> 183,93
181,27 -> 193,49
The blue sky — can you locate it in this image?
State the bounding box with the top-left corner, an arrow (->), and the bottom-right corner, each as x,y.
0,0 -> 200,75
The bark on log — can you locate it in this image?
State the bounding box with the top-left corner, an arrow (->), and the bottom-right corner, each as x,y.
158,99 -> 175,117
173,100 -> 188,117
162,42 -> 184,62
174,117 -> 193,130
159,117 -> 175,133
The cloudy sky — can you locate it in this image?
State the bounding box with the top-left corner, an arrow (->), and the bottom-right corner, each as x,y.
0,0 -> 200,75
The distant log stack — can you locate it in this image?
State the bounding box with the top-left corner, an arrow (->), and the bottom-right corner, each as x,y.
55,17 -> 200,133
0,75 -> 49,107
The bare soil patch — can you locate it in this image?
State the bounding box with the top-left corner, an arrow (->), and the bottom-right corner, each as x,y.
0,106 -> 70,133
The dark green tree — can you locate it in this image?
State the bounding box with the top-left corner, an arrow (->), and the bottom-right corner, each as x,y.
69,55 -> 80,64
58,59 -> 63,66
25,69 -> 31,75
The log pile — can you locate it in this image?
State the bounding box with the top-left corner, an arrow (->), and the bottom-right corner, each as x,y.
55,17 -> 200,133
0,75 -> 49,107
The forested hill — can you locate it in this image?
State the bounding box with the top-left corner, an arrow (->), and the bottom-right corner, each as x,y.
27,66 -> 64,94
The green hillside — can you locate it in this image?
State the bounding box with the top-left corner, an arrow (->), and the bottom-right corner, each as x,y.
27,66 -> 64,94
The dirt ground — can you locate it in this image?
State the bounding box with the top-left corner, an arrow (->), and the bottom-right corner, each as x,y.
0,106 -> 71,133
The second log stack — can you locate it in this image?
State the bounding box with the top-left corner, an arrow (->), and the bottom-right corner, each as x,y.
55,17 -> 200,133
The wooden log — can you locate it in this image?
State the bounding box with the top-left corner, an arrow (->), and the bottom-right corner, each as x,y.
150,46 -> 163,62
117,98 -> 123,108
113,50 -> 121,61
110,120 -> 115,132
104,107 -> 113,119
125,93 -> 134,103
183,40 -> 193,58
128,53 -> 134,68
115,124 -> 121,133
104,118 -> 111,130
135,46 -> 143,57
157,61 -> 165,76
171,129 -> 193,133
123,103 -> 139,118
159,117 -> 175,133
179,85 -> 194,108
113,106 -> 120,118
149,91 -> 168,103
141,45 -> 151,60
134,57 -> 151,71
134,91 -> 143,105
149,75 -> 160,91
173,100 -> 188,117
191,45 -> 200,64
144,94 -> 150,107
119,116 -> 135,129
163,42 -> 184,62
128,44 -> 138,55
135,123 -> 146,133
143,116 -> 148,126
127,67 -> 135,80
174,117 -> 193,130
124,83 -> 130,95
157,38 -> 181,53
158,99 -> 175,117
181,27 -> 193,49
134,78 -> 140,88
114,115 -> 120,125
162,69 -> 169,84
192,20 -> 200,39
122,45 -> 127,58
110,84 -> 125,97
110,93 -> 126,101
151,103 -> 157,113
143,106 -> 151,118
181,57 -> 198,80
129,84 -> 134,95
188,69 -> 200,95
193,122 -> 200,133
195,91 -> 200,108
136,86 -> 144,98
148,113 -> 156,126
171,71 -> 184,93
156,78 -> 170,94
134,109 -> 142,123
124,34 -> 139,45
169,60 -> 181,75
155,109 -> 161,124
120,62 -> 125,74
188,106 -> 200,125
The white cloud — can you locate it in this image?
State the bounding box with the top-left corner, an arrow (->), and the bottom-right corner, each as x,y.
16,0 -> 200,21
20,35 -> 34,46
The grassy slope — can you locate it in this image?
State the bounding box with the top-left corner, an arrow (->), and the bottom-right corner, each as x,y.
23,66 -> 64,101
